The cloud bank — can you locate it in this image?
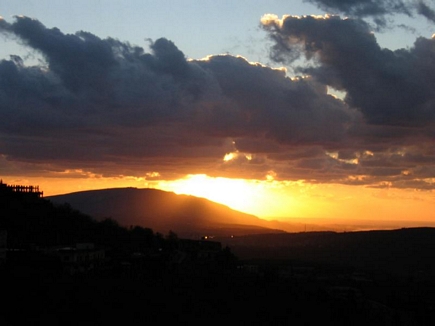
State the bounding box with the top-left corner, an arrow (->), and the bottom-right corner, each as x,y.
305,0 -> 435,25
1,15 -> 435,190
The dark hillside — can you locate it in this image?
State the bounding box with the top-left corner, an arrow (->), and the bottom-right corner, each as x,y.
0,185 -> 165,256
47,187 -> 286,237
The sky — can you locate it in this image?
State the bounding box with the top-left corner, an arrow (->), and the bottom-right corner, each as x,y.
1,0 -> 435,223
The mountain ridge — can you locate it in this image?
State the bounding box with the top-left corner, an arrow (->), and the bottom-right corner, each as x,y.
47,187 -> 291,238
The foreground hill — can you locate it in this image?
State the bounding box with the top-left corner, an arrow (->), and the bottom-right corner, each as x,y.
47,187 -> 288,237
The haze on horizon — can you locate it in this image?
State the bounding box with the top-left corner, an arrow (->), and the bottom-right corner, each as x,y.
1,0 -> 435,224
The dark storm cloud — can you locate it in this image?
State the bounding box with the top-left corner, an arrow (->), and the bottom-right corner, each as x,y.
261,14 -> 435,126
0,16 -> 210,123
417,1 -> 435,23
0,16 -> 355,181
195,55 -> 354,143
305,0 -> 435,25
305,0 -> 411,16
1,16 -> 435,191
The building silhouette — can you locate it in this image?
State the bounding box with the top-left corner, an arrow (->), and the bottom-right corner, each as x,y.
0,179 -> 43,198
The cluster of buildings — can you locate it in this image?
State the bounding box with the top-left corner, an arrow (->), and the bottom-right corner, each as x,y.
4,239 -> 226,276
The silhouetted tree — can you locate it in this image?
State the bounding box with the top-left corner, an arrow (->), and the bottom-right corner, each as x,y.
129,226 -> 154,251
164,230 -> 179,250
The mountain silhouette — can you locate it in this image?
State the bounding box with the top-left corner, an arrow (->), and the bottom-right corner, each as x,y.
47,187 -> 288,237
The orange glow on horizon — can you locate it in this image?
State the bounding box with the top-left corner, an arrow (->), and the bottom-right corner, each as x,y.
156,174 -> 297,217
2,174 -> 435,224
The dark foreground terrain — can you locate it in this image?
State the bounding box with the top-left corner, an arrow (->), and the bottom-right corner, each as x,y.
1,184 -> 435,325
1,256 -> 434,326
2,226 -> 435,326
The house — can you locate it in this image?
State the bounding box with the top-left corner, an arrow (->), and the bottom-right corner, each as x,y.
178,238 -> 222,260
54,243 -> 105,275
0,180 -> 43,198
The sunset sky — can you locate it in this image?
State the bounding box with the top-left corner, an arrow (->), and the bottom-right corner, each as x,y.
1,0 -> 435,223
